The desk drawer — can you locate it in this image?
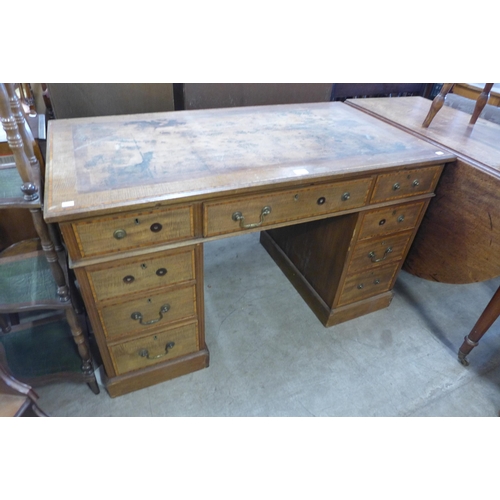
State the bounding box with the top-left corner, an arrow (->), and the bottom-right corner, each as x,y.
358,201 -> 425,240
348,231 -> 413,273
338,264 -> 399,307
72,205 -> 194,258
87,248 -> 195,302
110,321 -> 199,375
370,165 -> 442,203
203,178 -> 373,237
99,285 -> 197,339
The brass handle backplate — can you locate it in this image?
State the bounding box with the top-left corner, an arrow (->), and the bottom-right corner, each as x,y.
131,304 -> 170,325
139,341 -> 175,360
368,247 -> 393,263
232,206 -> 272,229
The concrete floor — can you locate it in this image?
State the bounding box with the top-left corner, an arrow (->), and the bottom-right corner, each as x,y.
36,232 -> 500,417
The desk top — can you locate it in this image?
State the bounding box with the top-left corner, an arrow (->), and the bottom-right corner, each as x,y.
45,101 -> 454,223
347,96 -> 500,174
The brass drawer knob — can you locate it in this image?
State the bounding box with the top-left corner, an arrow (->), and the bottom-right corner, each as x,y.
156,268 -> 167,276
374,279 -> 381,285
341,192 -> 350,201
397,215 -> 405,223
123,275 -> 135,284
131,304 -> 170,325
138,341 -> 175,360
357,283 -> 364,289
232,206 -> 272,229
113,229 -> 127,240
412,179 -> 420,187
392,182 -> 401,191
317,197 -> 326,205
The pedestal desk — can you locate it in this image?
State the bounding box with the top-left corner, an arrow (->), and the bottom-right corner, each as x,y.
44,102 -> 454,397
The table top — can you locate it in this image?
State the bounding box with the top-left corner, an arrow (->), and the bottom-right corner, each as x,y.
347,96 -> 500,174
44,101 -> 454,223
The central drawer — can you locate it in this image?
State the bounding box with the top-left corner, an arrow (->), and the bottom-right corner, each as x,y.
203,177 -> 373,237
99,285 -> 197,338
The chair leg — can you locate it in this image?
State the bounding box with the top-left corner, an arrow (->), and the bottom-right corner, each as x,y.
422,83 -> 454,128
29,208 -> 71,302
65,309 -> 100,394
470,83 -> 494,125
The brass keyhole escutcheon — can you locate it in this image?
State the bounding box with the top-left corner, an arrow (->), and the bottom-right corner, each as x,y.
317,197 -> 326,205
294,194 -> 299,201
113,229 -> 127,240
141,263 -> 147,270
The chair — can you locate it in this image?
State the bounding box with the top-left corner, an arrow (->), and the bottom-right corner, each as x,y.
0,82 -> 99,394
422,83 -> 495,127
0,360 -> 48,416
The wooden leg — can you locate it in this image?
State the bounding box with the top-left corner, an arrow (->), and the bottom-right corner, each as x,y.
422,83 -> 454,128
470,83 -> 494,125
458,285 -> 500,366
65,309 -> 100,394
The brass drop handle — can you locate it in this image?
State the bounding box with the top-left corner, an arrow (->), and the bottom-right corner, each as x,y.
139,341 -> 175,360
114,229 -> 127,240
131,304 -> 170,325
368,247 -> 393,263
232,206 -> 272,229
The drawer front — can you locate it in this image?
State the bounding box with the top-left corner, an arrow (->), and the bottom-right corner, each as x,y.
348,230 -> 414,273
338,264 -> 399,307
87,248 -> 195,302
99,285 -> 197,338
73,206 -> 194,258
358,201 -> 425,240
203,178 -> 373,237
110,321 -> 199,375
370,165 -> 442,203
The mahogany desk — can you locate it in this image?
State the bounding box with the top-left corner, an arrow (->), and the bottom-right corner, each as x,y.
347,96 -> 500,365
44,102 -> 454,397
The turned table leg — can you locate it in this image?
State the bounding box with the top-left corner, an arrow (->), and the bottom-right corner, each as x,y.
469,83 -> 494,124
422,83 -> 455,128
458,285 -> 500,366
